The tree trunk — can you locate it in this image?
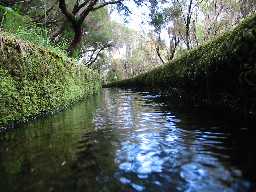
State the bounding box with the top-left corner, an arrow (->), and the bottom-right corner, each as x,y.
168,36 -> 179,62
67,25 -> 83,56
169,45 -> 176,61
156,45 -> 165,64
185,0 -> 193,50
185,28 -> 190,50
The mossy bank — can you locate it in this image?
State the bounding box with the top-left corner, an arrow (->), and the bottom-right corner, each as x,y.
0,32 -> 101,128
106,14 -> 256,121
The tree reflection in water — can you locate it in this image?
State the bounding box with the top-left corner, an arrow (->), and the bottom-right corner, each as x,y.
0,89 -> 255,192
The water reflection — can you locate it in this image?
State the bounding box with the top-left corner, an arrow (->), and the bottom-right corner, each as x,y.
73,89 -> 254,192
0,94 -> 101,192
0,89 -> 255,192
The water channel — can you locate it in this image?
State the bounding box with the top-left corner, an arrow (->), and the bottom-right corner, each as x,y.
0,88 -> 255,192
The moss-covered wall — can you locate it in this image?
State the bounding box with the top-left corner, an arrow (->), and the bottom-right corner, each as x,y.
106,14 -> 256,120
0,32 -> 101,127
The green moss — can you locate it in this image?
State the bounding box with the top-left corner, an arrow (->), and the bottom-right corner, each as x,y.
107,14 -> 256,119
0,32 -> 101,127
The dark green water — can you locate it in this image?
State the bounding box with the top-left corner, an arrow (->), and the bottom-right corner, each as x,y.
0,88 -> 255,192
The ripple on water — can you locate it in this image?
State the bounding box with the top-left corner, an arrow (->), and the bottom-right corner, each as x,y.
180,162 -> 251,192
131,183 -> 145,191
1,89 -> 252,192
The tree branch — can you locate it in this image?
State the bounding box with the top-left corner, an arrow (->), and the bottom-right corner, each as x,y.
73,0 -> 90,14
59,0 -> 75,22
85,43 -> 111,66
91,0 -> 122,11
79,0 -> 98,24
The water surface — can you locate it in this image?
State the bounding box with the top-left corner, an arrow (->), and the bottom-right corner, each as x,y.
0,88 -> 255,192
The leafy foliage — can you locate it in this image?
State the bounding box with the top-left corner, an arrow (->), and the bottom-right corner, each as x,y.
0,5 -> 68,55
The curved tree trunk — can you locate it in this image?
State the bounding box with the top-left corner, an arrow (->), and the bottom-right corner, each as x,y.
67,26 -> 83,56
156,45 -> 165,64
58,0 -> 122,57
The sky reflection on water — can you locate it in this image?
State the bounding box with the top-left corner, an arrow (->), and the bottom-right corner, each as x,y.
0,88 -> 255,192
84,89 -> 253,192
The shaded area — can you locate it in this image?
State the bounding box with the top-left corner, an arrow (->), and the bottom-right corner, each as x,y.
105,14 -> 256,122
0,89 -> 256,192
0,94 -> 101,192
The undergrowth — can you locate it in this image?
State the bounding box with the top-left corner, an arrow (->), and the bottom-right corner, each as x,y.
0,5 -> 69,57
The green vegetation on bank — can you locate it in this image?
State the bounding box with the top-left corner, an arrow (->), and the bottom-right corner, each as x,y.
0,5 -> 68,55
0,32 -> 101,127
0,5 -> 101,128
106,14 -> 256,119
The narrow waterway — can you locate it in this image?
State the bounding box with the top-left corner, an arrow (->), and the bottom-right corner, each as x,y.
0,88 -> 255,192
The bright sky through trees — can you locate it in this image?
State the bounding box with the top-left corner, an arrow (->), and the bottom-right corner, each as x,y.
110,1 -> 152,33
110,1 -> 175,45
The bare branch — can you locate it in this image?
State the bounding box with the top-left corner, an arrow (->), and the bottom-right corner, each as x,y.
92,0 -> 122,12
85,43 -> 111,66
79,0 -> 98,24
